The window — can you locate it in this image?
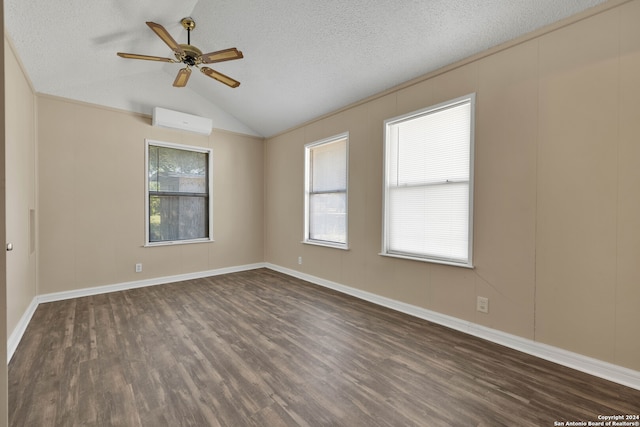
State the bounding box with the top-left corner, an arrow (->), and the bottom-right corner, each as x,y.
146,140 -> 213,245
382,94 -> 475,267
304,133 -> 349,248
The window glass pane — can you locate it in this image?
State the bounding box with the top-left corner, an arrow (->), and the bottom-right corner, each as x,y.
148,145 -> 159,192
311,139 -> 347,192
149,195 -> 207,242
157,173 -> 207,194
147,141 -> 211,245
309,193 -> 346,244
154,146 -> 207,194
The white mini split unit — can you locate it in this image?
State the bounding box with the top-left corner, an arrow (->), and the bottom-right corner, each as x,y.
152,107 -> 213,135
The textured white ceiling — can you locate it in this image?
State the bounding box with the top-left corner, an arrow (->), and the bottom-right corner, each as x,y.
5,0 -> 609,137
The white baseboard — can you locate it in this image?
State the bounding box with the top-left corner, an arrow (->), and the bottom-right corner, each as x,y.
265,263 -> 640,391
8,263 -> 266,363
9,262 -> 640,391
7,297 -> 39,363
36,263 -> 266,304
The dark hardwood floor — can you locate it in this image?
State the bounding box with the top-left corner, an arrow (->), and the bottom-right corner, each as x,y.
8,268 -> 640,426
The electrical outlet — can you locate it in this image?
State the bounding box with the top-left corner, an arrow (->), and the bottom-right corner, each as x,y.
477,296 -> 489,314
135,263 -> 143,273
298,256 -> 303,265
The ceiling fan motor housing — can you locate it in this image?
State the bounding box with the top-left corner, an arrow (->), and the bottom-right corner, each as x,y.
177,44 -> 203,66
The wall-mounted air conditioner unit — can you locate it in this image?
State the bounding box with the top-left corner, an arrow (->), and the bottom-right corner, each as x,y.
152,107 -> 213,135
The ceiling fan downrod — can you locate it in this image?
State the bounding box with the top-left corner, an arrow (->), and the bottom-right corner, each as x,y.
181,17 -> 196,45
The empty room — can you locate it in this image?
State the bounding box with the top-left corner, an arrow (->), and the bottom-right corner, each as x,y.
2,0 -> 640,425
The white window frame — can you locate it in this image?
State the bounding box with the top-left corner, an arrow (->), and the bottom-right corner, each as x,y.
381,94 -> 475,268
303,132 -> 349,249
145,139 -> 214,246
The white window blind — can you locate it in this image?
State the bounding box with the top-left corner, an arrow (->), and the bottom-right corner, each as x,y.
304,134 -> 348,247
383,95 -> 474,267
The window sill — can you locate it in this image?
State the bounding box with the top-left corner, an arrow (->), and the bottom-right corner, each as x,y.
302,240 -> 349,251
379,252 -> 473,269
144,238 -> 214,247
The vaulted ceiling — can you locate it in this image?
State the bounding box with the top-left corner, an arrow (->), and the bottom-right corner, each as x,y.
5,0 -> 609,137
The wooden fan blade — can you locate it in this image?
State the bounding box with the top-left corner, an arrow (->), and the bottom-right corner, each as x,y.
200,67 -> 240,88
173,67 -> 192,87
146,21 -> 185,55
200,48 -> 244,64
117,52 -> 174,62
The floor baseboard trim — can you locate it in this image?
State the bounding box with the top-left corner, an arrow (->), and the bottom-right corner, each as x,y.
8,263 -> 266,364
7,297 -> 39,363
10,262 -> 640,391
265,263 -> 640,391
36,263 -> 266,304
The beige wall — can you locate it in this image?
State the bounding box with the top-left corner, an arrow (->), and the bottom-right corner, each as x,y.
265,1 -> 640,371
37,96 -> 264,295
5,36 -> 37,338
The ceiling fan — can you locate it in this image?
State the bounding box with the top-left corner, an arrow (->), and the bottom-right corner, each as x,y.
117,17 -> 243,88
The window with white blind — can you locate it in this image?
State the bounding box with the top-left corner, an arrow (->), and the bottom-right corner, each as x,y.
382,94 -> 475,267
304,133 -> 349,248
145,140 -> 213,246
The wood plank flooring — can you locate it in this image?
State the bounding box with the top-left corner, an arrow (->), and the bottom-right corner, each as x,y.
8,268 -> 640,426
